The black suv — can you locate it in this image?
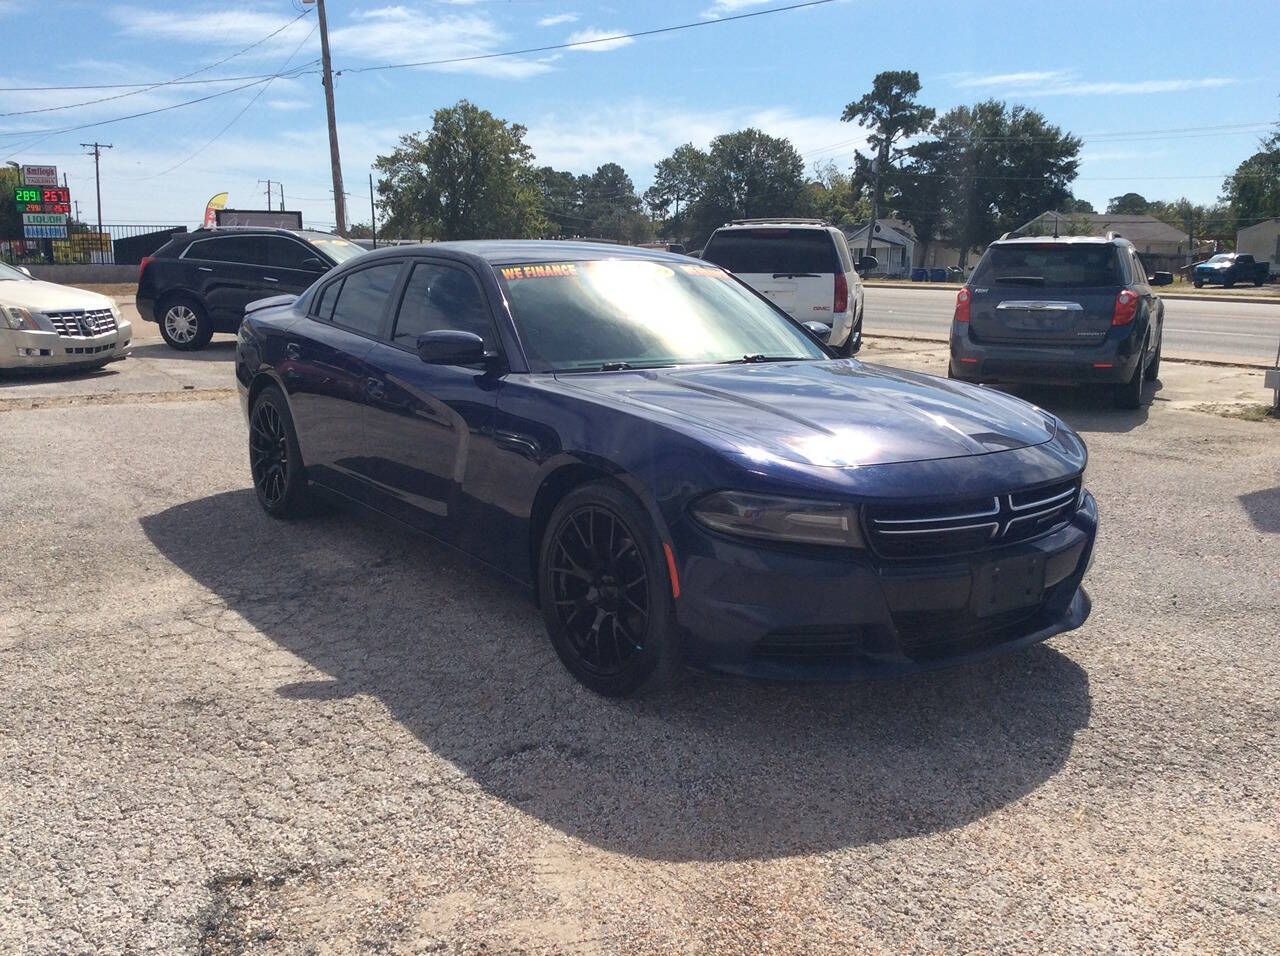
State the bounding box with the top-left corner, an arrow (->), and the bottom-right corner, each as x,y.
137,228 -> 365,350
949,235 -> 1171,409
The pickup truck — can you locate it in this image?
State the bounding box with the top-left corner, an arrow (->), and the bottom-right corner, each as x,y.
1192,253 -> 1270,288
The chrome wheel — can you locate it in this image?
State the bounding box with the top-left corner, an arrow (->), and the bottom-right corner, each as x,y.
163,305 -> 198,344
548,505 -> 649,678
249,399 -> 289,508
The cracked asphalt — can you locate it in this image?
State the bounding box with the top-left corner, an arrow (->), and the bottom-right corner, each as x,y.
1,342 -> 1277,953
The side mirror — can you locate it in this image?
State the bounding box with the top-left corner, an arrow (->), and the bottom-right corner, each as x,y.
17,266 -> 32,277
856,255 -> 878,273
417,329 -> 487,366
301,256 -> 328,272
1149,271 -> 1174,286
802,320 -> 832,342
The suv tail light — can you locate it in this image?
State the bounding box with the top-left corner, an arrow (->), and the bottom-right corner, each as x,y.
954,287 -> 971,323
138,256 -> 153,283
1112,288 -> 1139,326
834,272 -> 849,314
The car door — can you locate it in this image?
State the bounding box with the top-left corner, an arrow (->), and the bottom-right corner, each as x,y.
263,235 -> 331,297
1129,250 -> 1159,358
361,259 -> 501,546
182,234 -> 269,327
283,259 -> 405,503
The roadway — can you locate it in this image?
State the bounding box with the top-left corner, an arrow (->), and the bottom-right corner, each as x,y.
865,286 -> 1280,366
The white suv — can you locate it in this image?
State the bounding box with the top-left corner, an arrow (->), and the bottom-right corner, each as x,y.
701,219 -> 873,356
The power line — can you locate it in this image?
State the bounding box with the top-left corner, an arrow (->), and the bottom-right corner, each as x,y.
334,0 -> 836,75
0,10 -> 313,117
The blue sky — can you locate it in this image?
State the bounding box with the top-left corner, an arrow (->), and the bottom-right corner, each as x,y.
2,0 -> 1277,230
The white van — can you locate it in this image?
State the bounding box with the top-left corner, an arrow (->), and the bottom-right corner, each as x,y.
701,219 -> 872,356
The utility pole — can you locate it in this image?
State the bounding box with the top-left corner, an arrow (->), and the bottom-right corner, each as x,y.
865,140 -> 887,266
258,179 -> 274,209
369,172 -> 377,249
278,183 -> 285,212
314,0 -> 347,236
80,142 -> 112,237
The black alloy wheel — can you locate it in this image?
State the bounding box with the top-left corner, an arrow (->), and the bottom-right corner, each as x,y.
539,482 -> 680,696
249,387 -> 309,518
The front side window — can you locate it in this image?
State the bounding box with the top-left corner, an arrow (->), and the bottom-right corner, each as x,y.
497,258 -> 825,372
392,263 -> 492,349
186,235 -> 266,265
265,237 -> 317,270
329,263 -> 401,337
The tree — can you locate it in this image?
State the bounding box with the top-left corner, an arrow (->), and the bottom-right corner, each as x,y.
1221,125 -> 1280,230
537,166 -> 583,237
841,70 -> 936,220
1107,192 -> 1149,215
345,222 -> 373,239
683,129 -> 811,244
1063,196 -> 1096,214
0,167 -> 21,242
807,160 -> 866,228
889,140 -> 951,264
373,100 -> 547,240
649,144 -> 708,238
900,100 -> 1081,266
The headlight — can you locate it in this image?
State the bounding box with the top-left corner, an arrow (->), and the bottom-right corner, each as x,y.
691,491 -> 865,548
3,306 -> 39,331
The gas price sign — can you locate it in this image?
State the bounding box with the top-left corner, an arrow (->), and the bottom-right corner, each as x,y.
14,185 -> 71,214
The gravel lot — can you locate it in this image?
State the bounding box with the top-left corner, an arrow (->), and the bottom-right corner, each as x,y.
1,342 -> 1277,953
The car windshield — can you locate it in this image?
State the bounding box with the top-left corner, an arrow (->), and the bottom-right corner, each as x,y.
971,244 -> 1121,288
307,236 -> 365,263
1206,254 -> 1232,263
497,258 -> 826,372
0,261 -> 32,281
702,230 -> 837,274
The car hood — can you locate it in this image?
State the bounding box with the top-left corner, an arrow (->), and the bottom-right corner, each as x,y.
555,360 -> 1058,467
0,279 -> 114,312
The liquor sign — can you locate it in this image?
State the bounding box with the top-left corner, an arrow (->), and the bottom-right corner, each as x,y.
25,224 -> 68,239
21,164 -> 58,187
23,212 -> 68,226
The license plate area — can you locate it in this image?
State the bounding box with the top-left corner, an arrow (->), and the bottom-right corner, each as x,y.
971,554 -> 1045,617
1005,311 -> 1070,333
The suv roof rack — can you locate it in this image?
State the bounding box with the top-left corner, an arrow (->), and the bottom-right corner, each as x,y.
1105,230 -> 1123,240
726,217 -> 828,226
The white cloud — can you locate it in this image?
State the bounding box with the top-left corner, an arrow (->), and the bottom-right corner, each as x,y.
328,7 -> 553,79
110,6 -> 313,58
564,28 -> 634,52
524,100 -> 866,188
538,13 -> 579,28
702,0 -> 774,18
266,99 -> 309,112
951,70 -> 1237,97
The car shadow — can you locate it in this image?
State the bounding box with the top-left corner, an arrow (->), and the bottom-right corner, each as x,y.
128,340 -> 237,361
0,365 -> 121,388
989,379 -> 1160,434
1238,486 -> 1280,533
140,489 -> 1092,863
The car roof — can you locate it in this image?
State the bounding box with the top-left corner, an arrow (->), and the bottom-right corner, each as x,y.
992,235 -> 1134,249
179,227 -> 340,242
711,219 -> 836,232
345,239 -> 693,267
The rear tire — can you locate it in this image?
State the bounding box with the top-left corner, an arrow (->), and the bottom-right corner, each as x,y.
248,386 -> 310,518
1223,280 -> 1235,289
1144,338 -> 1161,381
1115,348 -> 1147,409
538,481 -> 682,697
1193,279 -> 1204,289
158,297 -> 213,351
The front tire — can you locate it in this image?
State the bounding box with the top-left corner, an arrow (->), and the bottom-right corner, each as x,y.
248,386 -> 310,518
538,481 -> 681,697
159,297 -> 213,351
1193,279 -> 1203,289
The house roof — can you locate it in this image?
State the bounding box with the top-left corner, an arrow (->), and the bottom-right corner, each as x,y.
844,220 -> 916,247
1018,211 -> 1190,245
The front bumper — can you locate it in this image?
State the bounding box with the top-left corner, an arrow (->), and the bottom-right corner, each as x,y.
0,320 -> 132,371
671,491 -> 1097,680
949,321 -> 1139,385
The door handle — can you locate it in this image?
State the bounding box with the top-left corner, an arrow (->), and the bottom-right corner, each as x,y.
197,266 -> 213,272
262,276 -> 279,283
285,342 -> 301,360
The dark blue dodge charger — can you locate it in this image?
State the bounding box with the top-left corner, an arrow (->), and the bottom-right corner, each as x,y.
236,241 -> 1097,696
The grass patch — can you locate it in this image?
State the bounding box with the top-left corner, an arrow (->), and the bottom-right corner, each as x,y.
1190,402 -> 1280,422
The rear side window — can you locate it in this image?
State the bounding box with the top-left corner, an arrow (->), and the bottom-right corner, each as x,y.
703,230 -> 838,275
185,235 -> 266,265
312,279 -> 341,320
971,244 -> 1122,288
392,263 -> 493,349
329,263 -> 401,337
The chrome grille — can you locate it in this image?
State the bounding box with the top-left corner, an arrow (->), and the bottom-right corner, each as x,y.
865,477 -> 1080,559
45,308 -> 117,338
